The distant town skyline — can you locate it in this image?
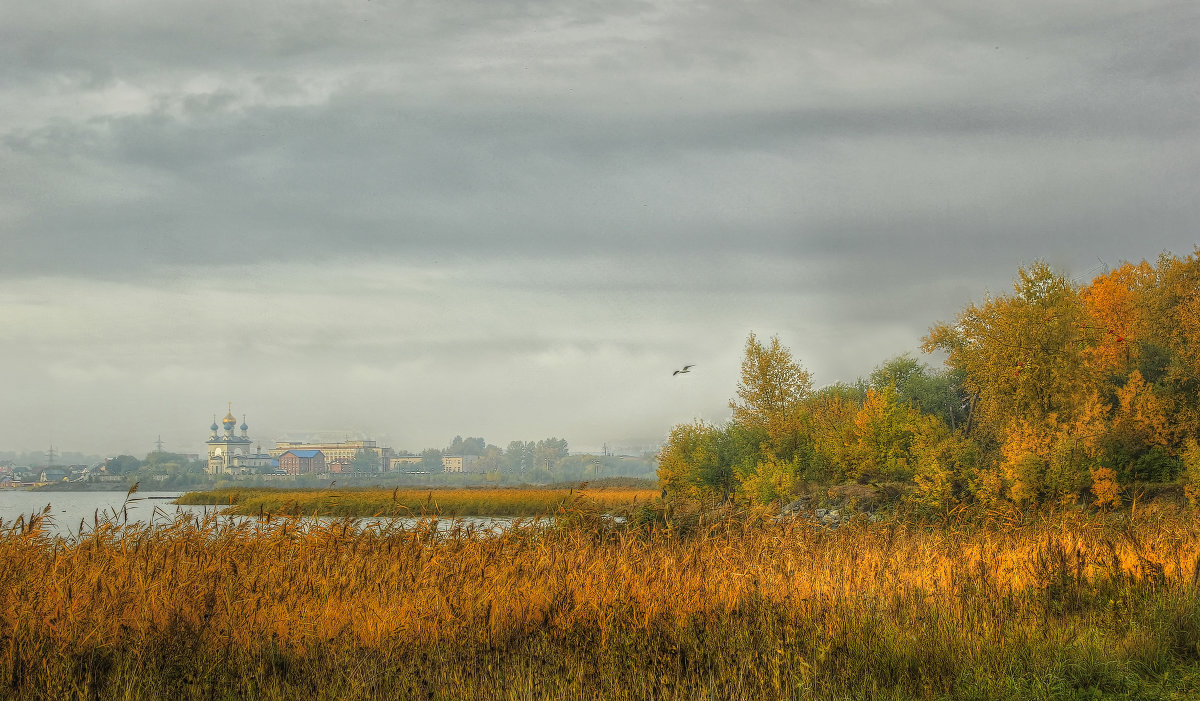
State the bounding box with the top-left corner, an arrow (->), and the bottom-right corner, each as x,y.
2,1 -> 1197,456
0,423 -> 652,465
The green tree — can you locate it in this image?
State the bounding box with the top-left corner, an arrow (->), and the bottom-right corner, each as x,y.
869,355 -> 968,429
716,422 -> 767,500
472,444 -> 504,473
143,451 -> 192,469
351,450 -> 382,473
104,455 -> 141,475
446,436 -> 488,456
504,441 -> 534,472
657,420 -> 720,500
420,448 -> 444,473
906,415 -> 977,513
534,438 -> 569,472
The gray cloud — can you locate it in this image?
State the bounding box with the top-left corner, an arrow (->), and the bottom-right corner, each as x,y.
1,0 -> 1197,454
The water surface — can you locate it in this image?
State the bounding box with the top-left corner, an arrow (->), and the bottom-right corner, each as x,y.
0,488 -> 521,538
0,489 -> 215,538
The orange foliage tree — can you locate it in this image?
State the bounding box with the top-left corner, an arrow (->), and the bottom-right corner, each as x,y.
1079,261 -> 1152,376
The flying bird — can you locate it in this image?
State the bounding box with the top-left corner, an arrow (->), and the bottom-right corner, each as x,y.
673,365 -> 695,376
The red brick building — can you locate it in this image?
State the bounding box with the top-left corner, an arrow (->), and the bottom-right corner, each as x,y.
278,449 -> 325,475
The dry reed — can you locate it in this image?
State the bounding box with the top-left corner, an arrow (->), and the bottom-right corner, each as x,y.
1,505 -> 1199,699
177,486 -> 659,518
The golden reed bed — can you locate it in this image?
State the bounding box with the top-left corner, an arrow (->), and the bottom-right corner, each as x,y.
1,507 -> 1199,699
177,486 -> 661,518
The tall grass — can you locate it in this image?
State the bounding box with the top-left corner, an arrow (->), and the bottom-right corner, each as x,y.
1,504 -> 1199,699
177,485 -> 659,518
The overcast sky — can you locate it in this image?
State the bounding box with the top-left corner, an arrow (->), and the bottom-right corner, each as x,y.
1,0 -> 1197,458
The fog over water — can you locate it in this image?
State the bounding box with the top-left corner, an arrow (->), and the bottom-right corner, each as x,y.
1,1 -> 1197,457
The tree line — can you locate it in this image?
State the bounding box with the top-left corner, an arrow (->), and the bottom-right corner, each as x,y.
404,436 -> 655,481
659,249 -> 1200,511
404,436 -> 570,475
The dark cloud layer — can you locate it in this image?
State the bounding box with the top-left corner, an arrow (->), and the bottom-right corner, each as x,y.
1,0 -> 1198,454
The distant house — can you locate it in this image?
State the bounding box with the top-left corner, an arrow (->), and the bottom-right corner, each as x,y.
39,467 -> 69,482
232,452 -> 276,474
278,450 -> 325,475
390,456 -> 423,472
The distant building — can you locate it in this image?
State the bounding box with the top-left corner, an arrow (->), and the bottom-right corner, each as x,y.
389,456 -> 422,472
207,406 -> 272,476
232,447 -> 277,473
459,455 -> 487,474
388,454 -> 480,473
441,455 -> 482,473
270,440 -> 392,471
327,459 -> 353,474
39,467 -> 68,482
278,450 -> 325,475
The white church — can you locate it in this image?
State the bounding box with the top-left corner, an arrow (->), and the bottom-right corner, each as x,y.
206,405 -> 275,476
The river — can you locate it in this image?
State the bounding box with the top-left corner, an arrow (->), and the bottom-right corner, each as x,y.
0,488 -> 521,539
0,489 -> 217,538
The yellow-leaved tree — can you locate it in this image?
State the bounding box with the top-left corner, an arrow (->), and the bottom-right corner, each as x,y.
1183,438 -> 1200,507
924,263 -> 1095,439
656,420 -> 719,502
924,263 -> 1104,505
843,385 -> 918,483
729,333 -> 814,504
805,388 -> 860,484
1107,370 -> 1170,462
1143,250 -> 1200,443
906,414 -> 977,514
730,333 -> 813,443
